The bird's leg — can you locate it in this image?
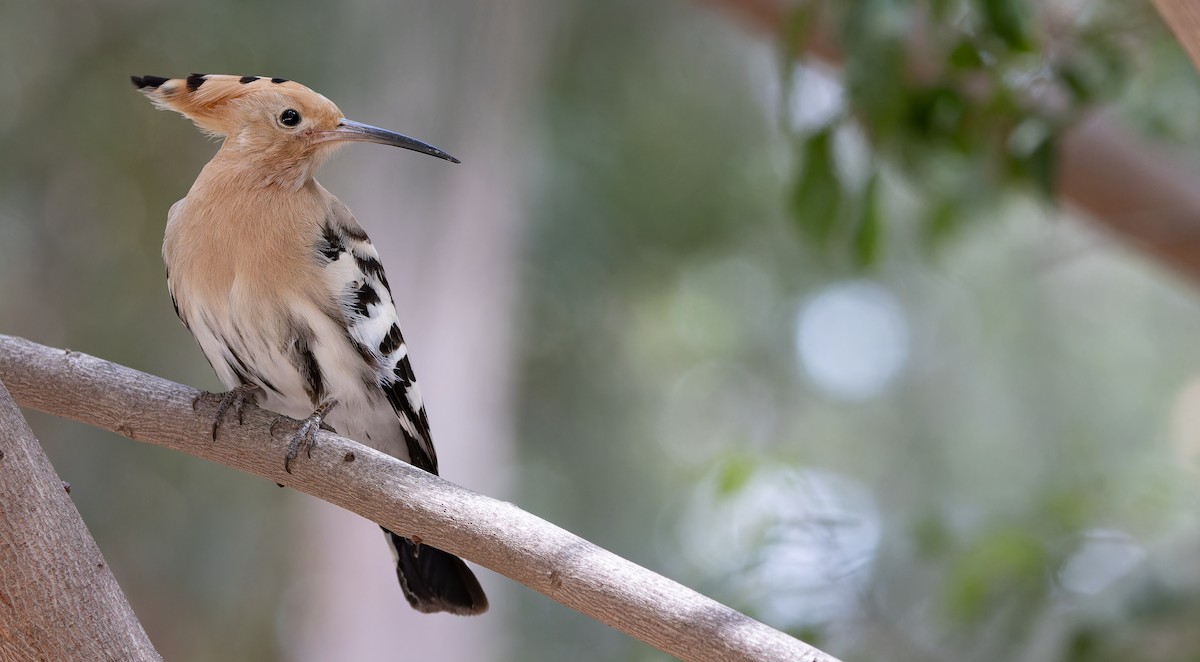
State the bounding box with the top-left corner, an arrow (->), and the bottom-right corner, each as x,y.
280,399 -> 338,474
196,383 -> 262,441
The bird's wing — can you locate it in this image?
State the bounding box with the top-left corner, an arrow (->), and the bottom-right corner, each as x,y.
320,198 -> 439,474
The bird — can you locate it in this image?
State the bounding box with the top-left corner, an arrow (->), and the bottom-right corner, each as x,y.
131,73 -> 487,616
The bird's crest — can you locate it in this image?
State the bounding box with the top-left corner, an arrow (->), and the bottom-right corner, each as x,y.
130,73 -> 329,137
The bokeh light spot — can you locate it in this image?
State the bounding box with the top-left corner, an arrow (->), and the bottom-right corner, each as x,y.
795,281 -> 910,400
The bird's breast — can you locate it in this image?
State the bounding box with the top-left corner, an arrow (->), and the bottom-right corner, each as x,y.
164,191 -> 336,418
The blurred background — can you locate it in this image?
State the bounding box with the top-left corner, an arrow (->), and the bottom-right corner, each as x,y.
3,0 -> 1200,660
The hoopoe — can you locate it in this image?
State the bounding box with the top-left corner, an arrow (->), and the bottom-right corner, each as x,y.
131,73 -> 487,615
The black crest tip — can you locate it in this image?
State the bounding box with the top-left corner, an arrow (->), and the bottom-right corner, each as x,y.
239,75 -> 260,84
186,73 -> 207,91
270,77 -> 288,84
131,75 -> 169,90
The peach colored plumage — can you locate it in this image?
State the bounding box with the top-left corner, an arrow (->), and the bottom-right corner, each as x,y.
132,73 -> 486,616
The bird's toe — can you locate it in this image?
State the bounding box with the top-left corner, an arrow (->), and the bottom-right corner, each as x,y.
210,384 -> 260,441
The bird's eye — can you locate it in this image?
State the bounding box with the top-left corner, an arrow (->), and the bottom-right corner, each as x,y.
279,109 -> 301,127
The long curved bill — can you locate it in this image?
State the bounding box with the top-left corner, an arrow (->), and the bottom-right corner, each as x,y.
321,118 -> 460,164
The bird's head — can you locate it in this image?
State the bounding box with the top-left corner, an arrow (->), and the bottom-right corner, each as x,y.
131,74 -> 457,186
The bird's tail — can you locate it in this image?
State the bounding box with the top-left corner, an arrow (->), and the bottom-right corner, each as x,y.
383,528 -> 488,615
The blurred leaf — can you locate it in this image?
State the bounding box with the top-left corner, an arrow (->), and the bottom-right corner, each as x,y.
1059,37 -> 1131,106
841,1 -> 911,143
846,36 -> 911,142
948,39 -> 985,70
945,527 -> 1047,623
908,86 -> 968,141
780,6 -> 813,62
789,127 -> 844,245
921,199 -> 961,253
852,171 -> 883,268
1005,119 -> 1058,199
1065,628 -> 1101,662
715,454 -> 757,497
1027,134 -> 1057,199
979,0 -> 1033,51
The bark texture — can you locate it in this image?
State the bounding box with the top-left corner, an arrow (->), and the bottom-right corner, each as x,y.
0,378 -> 160,662
0,334 -> 838,662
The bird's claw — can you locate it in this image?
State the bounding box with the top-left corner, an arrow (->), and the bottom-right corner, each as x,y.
283,419 -> 320,474
210,384 -> 261,441
281,399 -> 337,474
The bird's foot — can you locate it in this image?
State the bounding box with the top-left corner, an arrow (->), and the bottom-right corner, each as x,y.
278,399 -> 338,474
196,384 -> 262,441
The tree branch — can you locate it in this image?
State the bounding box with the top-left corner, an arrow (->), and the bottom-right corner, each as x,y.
1152,0 -> 1200,74
0,334 -> 838,662
0,377 -> 160,660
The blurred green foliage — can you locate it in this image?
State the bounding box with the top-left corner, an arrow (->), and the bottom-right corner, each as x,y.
783,0 -> 1143,265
